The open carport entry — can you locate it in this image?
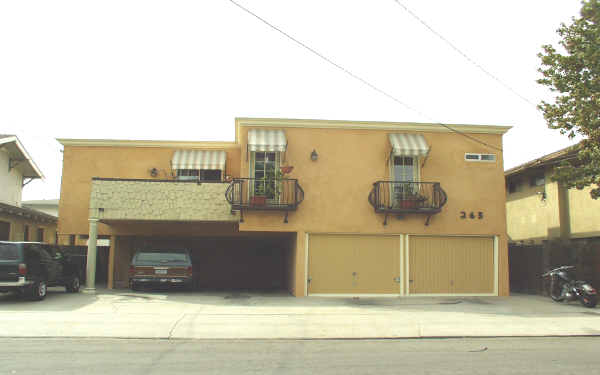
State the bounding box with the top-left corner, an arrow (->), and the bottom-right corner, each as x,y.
127,232 -> 296,293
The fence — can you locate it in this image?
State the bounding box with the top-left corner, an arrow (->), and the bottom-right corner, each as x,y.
509,238 -> 600,295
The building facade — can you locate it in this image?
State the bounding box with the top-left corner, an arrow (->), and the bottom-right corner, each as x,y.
0,135 -> 57,243
505,144 -> 600,244
58,118 -> 510,296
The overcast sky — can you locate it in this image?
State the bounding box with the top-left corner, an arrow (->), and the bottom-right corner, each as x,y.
0,0 -> 583,201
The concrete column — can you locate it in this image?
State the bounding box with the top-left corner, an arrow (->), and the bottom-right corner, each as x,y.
84,218 -> 99,293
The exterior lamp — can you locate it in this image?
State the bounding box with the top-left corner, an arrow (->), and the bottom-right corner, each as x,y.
310,149 -> 318,161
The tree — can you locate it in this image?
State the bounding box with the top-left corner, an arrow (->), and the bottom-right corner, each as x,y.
537,0 -> 600,198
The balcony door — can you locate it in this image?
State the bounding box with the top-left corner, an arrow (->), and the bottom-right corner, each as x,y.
392,156 -> 419,202
251,151 -> 280,199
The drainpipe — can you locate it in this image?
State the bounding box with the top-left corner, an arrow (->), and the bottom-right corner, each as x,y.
84,218 -> 99,293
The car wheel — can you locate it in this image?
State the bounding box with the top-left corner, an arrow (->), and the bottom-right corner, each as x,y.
30,280 -> 47,301
66,275 -> 80,293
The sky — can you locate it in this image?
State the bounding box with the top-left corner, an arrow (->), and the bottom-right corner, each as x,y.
0,0 -> 584,201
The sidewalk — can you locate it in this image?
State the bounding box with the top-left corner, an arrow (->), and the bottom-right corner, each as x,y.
0,288 -> 599,339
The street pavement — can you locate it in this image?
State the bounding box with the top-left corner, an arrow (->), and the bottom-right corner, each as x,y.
0,287 -> 599,339
3,337 -> 600,375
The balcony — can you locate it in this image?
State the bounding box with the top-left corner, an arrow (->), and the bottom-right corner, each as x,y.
225,178 -> 304,222
89,178 -> 239,222
368,181 -> 447,225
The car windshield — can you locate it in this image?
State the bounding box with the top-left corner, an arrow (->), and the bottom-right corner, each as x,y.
0,243 -> 21,261
135,251 -> 189,264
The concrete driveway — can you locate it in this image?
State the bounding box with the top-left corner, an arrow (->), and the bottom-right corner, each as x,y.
0,287 -> 598,339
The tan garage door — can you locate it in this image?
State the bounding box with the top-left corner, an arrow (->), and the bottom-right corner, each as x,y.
409,236 -> 494,294
308,234 -> 400,294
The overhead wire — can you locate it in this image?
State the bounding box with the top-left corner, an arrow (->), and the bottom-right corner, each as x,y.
391,0 -> 537,108
227,0 -> 503,152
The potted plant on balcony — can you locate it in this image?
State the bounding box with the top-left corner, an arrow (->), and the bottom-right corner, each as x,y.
394,192 -> 427,209
251,183 -> 267,206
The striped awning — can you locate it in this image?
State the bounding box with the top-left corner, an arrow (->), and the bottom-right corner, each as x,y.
248,129 -> 287,152
171,150 -> 226,170
388,133 -> 430,157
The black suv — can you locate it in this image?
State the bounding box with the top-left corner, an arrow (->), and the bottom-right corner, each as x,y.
0,242 -> 81,301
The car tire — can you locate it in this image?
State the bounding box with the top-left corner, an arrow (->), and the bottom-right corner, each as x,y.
29,280 -> 47,301
66,275 -> 80,293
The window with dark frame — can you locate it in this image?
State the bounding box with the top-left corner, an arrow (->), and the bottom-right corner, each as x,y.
24,225 -> 29,241
37,228 -> 44,243
176,169 -> 222,181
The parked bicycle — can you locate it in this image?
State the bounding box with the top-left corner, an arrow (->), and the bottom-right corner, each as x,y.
541,265 -> 597,308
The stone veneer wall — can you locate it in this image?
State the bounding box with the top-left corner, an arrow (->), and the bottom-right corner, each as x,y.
90,180 -> 239,222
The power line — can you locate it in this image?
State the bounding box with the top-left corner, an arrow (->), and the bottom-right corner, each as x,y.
227,0 -> 503,152
391,0 -> 536,107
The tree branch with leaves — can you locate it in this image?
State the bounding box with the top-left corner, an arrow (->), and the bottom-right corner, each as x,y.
537,0 -> 600,198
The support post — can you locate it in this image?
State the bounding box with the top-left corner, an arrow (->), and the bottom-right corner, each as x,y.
84,218 -> 99,293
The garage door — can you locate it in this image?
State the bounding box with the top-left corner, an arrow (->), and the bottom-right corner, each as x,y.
409,236 -> 495,294
308,234 -> 400,294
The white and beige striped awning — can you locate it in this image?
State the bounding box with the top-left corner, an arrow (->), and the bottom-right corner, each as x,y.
248,129 -> 287,152
388,133 -> 430,157
171,150 -> 226,170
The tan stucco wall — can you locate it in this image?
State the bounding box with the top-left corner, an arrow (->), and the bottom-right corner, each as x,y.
59,145 -> 241,236
90,180 -> 239,222
568,185 -> 600,238
0,212 -> 57,243
506,170 -> 561,242
58,120 -> 509,296
506,168 -> 600,242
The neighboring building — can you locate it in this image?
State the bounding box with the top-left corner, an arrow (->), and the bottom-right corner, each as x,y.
22,199 -> 59,217
58,118 -> 511,296
0,135 -> 58,243
505,143 -> 600,244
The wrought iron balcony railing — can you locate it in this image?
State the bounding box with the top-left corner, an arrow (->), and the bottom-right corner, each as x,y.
368,181 -> 447,218
225,178 -> 305,213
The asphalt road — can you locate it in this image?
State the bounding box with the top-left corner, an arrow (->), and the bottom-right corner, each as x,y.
1,337 -> 599,375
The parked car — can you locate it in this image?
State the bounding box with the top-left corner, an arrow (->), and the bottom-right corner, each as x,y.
0,241 -> 81,301
128,249 -> 193,291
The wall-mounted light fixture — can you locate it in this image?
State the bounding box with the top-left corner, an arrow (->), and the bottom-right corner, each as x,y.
310,149 -> 318,161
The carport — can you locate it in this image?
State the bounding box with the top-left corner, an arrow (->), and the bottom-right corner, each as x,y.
101,222 -> 296,294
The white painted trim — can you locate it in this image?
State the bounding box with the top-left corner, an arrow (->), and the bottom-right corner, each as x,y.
58,138 -> 239,149
304,232 -> 309,297
494,235 -> 499,296
0,135 -> 44,179
405,234 -> 410,295
309,294 -> 400,298
398,234 -> 405,296
236,118 -> 512,135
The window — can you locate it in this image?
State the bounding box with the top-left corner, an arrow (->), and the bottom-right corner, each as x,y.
24,225 -> 29,241
507,181 -> 519,194
465,153 -> 496,162
252,151 -> 280,198
37,228 -> 44,243
530,175 -> 545,187
69,234 -> 76,246
392,156 -> 419,197
176,169 -> 222,181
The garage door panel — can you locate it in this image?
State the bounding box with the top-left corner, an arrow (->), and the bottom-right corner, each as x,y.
452,237 -> 494,294
409,237 -> 451,294
308,235 -> 356,294
409,236 -> 494,295
353,236 -> 399,294
308,234 -> 399,294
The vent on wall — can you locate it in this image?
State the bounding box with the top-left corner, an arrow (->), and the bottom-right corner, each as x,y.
465,153 -> 496,162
